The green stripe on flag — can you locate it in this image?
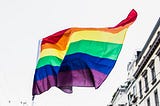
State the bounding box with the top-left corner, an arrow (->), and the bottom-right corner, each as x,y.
66,40 -> 122,60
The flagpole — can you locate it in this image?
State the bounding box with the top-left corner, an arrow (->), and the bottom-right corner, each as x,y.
32,96 -> 35,106
36,39 -> 42,63
32,101 -> 34,106
32,40 -> 41,106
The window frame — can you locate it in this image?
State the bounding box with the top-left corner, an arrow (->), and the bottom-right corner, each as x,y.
148,60 -> 157,85
142,70 -> 149,93
139,80 -> 143,99
154,89 -> 159,106
147,97 -> 150,106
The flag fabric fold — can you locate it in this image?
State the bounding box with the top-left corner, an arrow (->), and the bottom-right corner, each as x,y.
32,9 -> 137,96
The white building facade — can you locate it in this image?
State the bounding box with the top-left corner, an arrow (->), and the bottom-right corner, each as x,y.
110,84 -> 129,106
109,18 -> 160,106
130,18 -> 160,106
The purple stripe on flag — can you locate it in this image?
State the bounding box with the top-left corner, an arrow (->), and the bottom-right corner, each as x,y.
57,69 -> 107,93
91,69 -> 108,89
32,75 -> 56,95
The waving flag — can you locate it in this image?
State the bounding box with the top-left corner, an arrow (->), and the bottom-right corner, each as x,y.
32,9 -> 137,96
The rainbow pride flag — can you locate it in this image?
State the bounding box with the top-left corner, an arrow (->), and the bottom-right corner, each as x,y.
32,9 -> 137,96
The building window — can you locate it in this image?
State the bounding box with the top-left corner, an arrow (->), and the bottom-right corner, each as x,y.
128,93 -> 131,102
156,48 -> 160,60
118,104 -> 125,106
154,89 -> 159,106
144,75 -> 149,92
142,70 -> 149,93
133,85 -> 137,96
139,80 -> 143,99
147,97 -> 150,106
148,60 -> 157,84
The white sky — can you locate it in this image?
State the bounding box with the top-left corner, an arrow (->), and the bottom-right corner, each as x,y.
0,0 -> 159,106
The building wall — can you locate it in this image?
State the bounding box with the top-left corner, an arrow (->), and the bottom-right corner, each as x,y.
112,91 -> 128,106
137,49 -> 160,106
109,18 -> 160,106
127,20 -> 160,106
